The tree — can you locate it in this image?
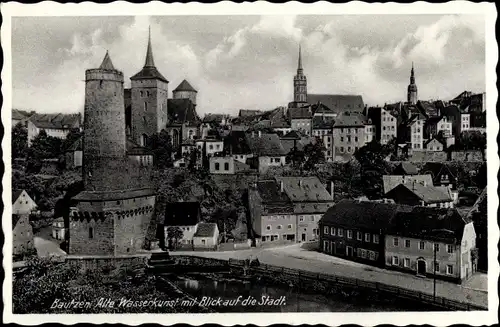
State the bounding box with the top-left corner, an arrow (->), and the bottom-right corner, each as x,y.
12,122 -> 28,158
286,145 -> 305,171
303,139 -> 326,170
61,128 -> 82,152
354,140 -> 392,199
26,130 -> 63,173
166,227 -> 184,249
146,129 -> 174,169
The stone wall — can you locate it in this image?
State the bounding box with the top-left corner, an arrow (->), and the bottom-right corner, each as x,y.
130,79 -> 169,145
408,150 -> 447,163
114,196 -> 155,254
451,151 -> 484,162
83,69 -> 126,191
65,254 -> 149,273
69,215 -> 114,255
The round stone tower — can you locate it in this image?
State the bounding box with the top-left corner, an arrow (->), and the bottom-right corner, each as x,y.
83,51 -> 126,191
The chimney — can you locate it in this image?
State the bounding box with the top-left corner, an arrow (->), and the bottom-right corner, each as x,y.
280,180 -> 284,193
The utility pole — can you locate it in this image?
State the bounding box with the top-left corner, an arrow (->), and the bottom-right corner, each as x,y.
433,242 -> 437,301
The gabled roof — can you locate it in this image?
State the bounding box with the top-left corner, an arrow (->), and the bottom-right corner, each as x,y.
253,180 -> 295,214
239,109 -> 262,117
164,202 -> 201,226
246,133 -> 287,156
289,106 -> 312,119
312,116 -> 335,129
12,190 -> 24,204
393,162 -> 419,175
174,79 -> 197,93
281,130 -> 302,140
308,94 -> 364,114
386,183 -> 451,204
12,109 -> 34,121
390,207 -> 469,244
320,199 -> 412,230
333,113 -> 365,127
194,223 -> 218,237
421,162 -> 457,180
382,174 -> 433,194
29,113 -> 81,130
275,176 -> 332,202
424,136 -> 446,148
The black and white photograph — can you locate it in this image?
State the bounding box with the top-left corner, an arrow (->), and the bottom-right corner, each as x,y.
2,2 -> 498,326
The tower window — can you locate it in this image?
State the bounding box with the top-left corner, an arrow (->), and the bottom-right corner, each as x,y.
143,116 -> 146,123
140,91 -> 144,97
89,227 -> 94,239
147,91 -> 150,96
99,80 -> 103,88
144,102 -> 147,112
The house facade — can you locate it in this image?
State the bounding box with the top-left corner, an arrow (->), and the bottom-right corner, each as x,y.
385,183 -> 454,208
163,202 -> 202,249
332,114 -> 367,161
385,207 -> 476,283
13,214 -> 35,257
319,200 -> 404,267
27,113 -> 82,146
12,190 -> 38,214
381,108 -> 398,144
192,223 -> 220,249
52,217 -> 66,240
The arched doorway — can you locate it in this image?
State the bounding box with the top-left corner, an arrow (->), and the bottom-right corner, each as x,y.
417,258 -> 426,275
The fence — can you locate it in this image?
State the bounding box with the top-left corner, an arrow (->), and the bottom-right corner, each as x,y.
227,259 -> 487,311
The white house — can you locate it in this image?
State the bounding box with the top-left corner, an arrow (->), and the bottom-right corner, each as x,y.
12,190 -> 37,214
193,223 -> 220,249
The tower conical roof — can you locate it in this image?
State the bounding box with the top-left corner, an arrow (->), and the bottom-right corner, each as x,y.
173,79 -> 197,92
144,27 -> 155,67
130,27 -> 168,83
99,51 -> 115,70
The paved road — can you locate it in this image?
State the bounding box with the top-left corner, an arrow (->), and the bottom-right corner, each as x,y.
171,244 -> 488,308
33,236 -> 66,258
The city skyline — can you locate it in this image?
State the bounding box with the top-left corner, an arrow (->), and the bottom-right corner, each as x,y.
12,14 -> 485,116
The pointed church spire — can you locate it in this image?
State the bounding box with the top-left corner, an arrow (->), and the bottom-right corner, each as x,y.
298,43 -> 303,72
99,50 -> 115,70
144,26 -> 155,67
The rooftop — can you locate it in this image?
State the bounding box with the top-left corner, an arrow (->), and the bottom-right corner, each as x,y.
275,176 -> 333,203
174,79 -> 197,93
194,223 -> 218,237
246,133 -> 287,156
308,94 -> 364,114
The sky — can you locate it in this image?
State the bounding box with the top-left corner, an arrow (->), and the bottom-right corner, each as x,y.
11,14 -> 485,116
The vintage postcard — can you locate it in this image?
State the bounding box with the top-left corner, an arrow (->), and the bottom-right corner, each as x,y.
2,1 -> 498,326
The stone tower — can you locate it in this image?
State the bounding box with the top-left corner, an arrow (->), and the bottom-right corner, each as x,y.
70,51 -> 156,256
130,27 -> 169,147
293,44 -> 307,103
173,79 -> 197,106
83,51 -> 126,191
407,62 -> 418,105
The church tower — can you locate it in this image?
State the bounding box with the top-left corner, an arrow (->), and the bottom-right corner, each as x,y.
83,51 -> 126,191
293,44 -> 307,103
407,62 -> 418,105
130,28 -> 169,147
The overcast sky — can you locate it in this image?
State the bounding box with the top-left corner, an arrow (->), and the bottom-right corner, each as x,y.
12,14 -> 485,116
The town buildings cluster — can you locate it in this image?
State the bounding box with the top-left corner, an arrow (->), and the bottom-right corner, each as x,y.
12,30 -> 487,283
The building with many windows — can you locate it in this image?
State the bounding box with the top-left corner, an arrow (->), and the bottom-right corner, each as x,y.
385,206 -> 476,283
319,200 -> 407,267
332,113 -> 367,161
